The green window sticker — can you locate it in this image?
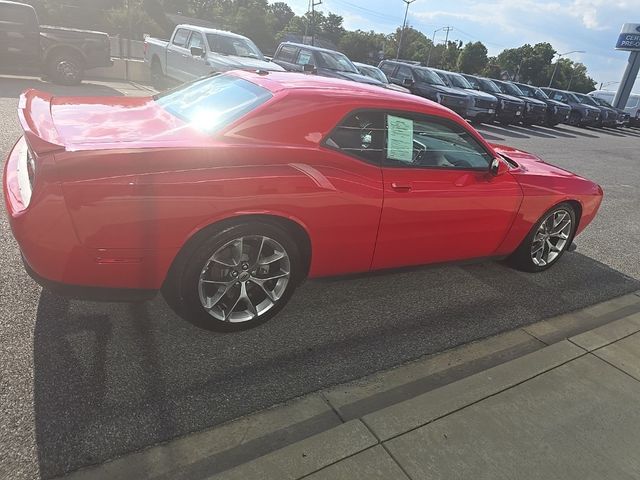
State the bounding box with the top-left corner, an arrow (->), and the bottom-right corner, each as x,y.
387,115 -> 414,162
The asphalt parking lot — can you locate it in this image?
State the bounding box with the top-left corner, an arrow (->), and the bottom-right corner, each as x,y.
1,75 -> 639,479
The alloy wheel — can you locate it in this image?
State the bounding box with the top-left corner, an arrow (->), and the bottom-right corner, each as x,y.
198,235 -> 291,323
530,209 -> 572,267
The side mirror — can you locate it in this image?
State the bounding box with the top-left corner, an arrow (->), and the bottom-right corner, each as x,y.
402,78 -> 414,87
490,157 -> 509,176
474,85 -> 480,91
302,63 -> 317,73
190,46 -> 205,57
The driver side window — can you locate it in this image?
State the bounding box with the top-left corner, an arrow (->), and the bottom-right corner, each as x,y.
383,113 -> 492,170
325,111 -> 385,164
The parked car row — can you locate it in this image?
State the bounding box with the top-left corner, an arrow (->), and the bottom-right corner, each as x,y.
143,24 -> 638,130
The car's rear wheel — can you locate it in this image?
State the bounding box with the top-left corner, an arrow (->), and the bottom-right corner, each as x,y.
508,203 -> 576,272
48,52 -> 84,85
163,222 -> 301,331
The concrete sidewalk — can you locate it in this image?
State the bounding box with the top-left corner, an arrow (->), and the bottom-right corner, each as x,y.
60,291 -> 640,480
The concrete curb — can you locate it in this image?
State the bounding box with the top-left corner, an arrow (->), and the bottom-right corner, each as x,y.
56,290 -> 640,480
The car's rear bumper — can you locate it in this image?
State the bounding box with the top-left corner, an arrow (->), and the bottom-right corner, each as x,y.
4,137 -> 167,296
21,254 -> 156,302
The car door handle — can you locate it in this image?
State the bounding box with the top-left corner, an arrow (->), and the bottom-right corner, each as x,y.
391,182 -> 412,192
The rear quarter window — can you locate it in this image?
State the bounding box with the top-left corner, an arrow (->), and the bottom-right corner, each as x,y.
172,29 -> 191,47
277,45 -> 298,63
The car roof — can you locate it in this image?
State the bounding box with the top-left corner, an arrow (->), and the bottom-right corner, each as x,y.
230,70 -> 452,112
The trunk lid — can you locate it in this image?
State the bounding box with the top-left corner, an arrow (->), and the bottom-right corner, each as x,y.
18,89 -> 214,153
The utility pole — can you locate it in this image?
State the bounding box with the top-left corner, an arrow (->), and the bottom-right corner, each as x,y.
395,0 -> 416,61
311,0 -> 322,46
440,26 -> 452,67
548,50 -> 585,88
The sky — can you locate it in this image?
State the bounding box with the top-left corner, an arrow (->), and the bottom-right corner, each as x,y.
286,0 -> 639,92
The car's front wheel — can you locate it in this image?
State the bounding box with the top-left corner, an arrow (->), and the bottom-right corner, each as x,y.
508,203 -> 576,272
164,222 -> 301,331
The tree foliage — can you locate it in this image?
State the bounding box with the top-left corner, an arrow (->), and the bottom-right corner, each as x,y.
457,41 -> 487,74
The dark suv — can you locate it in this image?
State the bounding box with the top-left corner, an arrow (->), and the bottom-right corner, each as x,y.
379,60 -> 471,117
589,95 -> 630,127
513,82 -> 571,127
461,74 -> 525,125
574,93 -> 617,128
431,68 -> 498,124
541,88 -> 601,127
272,42 -> 381,86
493,80 -> 547,125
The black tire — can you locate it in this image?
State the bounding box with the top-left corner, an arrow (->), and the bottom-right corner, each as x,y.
150,58 -> 166,90
567,111 -> 581,127
508,202 -> 577,273
162,222 -> 302,332
47,52 -> 84,85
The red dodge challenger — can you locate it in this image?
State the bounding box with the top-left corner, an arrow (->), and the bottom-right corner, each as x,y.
4,71 -> 603,331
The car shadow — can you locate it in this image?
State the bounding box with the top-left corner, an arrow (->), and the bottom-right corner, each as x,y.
583,126 -> 627,138
33,253 -> 640,478
477,124 -> 530,139
551,125 -> 600,138
526,125 -> 577,138
0,75 -> 124,99
503,124 -> 557,139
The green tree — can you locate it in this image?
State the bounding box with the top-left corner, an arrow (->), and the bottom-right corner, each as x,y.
457,41 -> 488,74
384,26 -> 431,62
267,2 -> 294,33
338,30 -> 385,63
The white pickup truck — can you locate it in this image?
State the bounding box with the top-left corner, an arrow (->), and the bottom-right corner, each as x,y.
144,24 -> 283,87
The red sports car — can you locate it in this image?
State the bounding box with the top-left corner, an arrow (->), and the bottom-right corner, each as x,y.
4,71 -> 603,331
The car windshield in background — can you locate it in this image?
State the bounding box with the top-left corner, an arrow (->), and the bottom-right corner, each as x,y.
207,34 -> 264,59
516,84 -> 536,98
449,74 -> 473,89
361,65 -> 388,83
533,88 -> 549,100
565,92 -> 581,103
593,97 -> 613,108
317,51 -> 358,73
155,74 -> 272,133
497,81 -> 523,96
415,68 -> 446,86
478,78 -> 502,93
576,94 -> 598,106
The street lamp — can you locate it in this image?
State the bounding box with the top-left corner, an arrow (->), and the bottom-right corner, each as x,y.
426,26 -> 447,67
548,50 -> 586,88
395,0 -> 416,61
599,81 -> 620,90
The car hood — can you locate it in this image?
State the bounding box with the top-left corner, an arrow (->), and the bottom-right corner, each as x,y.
544,98 -> 570,108
491,144 -> 578,178
520,97 -> 547,107
384,83 -> 412,94
45,94 -> 214,150
491,92 -> 524,104
208,54 -> 285,72
463,89 -> 497,101
428,84 -> 468,97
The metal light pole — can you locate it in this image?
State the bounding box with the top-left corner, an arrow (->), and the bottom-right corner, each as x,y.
599,81 -> 620,90
395,0 -> 416,61
548,50 -> 586,88
426,26 -> 448,67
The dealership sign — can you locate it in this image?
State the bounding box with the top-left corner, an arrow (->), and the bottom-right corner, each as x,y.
616,23 -> 640,51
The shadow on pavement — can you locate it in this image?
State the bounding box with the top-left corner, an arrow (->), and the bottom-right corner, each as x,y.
504,124 -> 557,139
477,124 -> 530,139
0,75 -> 123,99
33,252 -> 639,478
551,125 -> 599,139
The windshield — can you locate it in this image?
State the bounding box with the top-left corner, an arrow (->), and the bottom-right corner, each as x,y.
358,65 -> 388,84
591,96 -> 612,108
478,78 -> 502,94
576,94 -> 598,106
415,67 -> 446,86
565,92 -> 580,103
515,84 -> 535,98
316,51 -> 358,73
155,74 -> 272,134
206,34 -> 264,59
496,81 -> 523,96
533,88 -> 549,100
449,73 -> 473,89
